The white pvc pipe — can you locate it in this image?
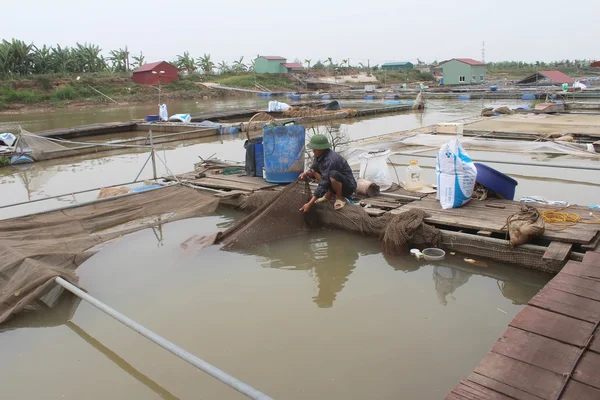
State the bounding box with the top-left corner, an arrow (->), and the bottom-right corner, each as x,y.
55,277 -> 274,400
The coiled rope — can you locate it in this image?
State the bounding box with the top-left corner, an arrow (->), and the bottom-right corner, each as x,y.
541,209 -> 600,231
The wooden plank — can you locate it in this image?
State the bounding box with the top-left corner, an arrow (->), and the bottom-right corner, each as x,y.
582,250 -> 600,265
547,273 -> 600,302
473,352 -> 562,399
589,335 -> 600,354
561,260 -> 600,280
562,380 -> 600,400
573,351 -> 600,390
365,208 -> 387,217
359,199 -> 402,210
491,327 -> 579,375
445,380 -> 514,400
543,242 -> 572,263
466,373 -> 544,400
394,197 -> 600,245
529,287 -> 600,323
509,306 -> 594,346
477,230 -> 493,237
189,177 -> 274,192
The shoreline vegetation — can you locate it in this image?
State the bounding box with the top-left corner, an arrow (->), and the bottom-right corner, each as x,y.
1,37 -> 598,113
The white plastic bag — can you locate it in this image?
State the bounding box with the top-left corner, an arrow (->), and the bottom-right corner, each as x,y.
159,104 -> 168,121
436,139 -> 476,209
359,150 -> 392,191
168,113 -> 191,123
267,101 -> 291,112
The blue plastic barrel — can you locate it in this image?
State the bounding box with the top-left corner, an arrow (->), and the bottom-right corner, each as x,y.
384,100 -> 403,105
522,94 -> 536,100
254,137 -> 264,178
364,95 -> 376,100
263,125 -> 306,183
458,94 -> 471,100
440,78 -> 444,85
145,114 -> 160,122
489,86 -> 498,91
291,94 -> 301,101
322,95 -> 331,100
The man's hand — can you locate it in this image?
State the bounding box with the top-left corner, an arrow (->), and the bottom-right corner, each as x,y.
299,202 -> 312,213
298,171 -> 312,181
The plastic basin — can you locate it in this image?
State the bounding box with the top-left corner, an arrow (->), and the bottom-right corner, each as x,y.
474,163 -> 518,200
423,248 -> 445,260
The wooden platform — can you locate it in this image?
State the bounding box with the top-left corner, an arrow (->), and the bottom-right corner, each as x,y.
394,195 -> 600,246
446,251 -> 600,400
170,170 -> 599,272
37,121 -> 137,139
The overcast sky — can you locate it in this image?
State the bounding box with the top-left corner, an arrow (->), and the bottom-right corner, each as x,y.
3,0 -> 598,65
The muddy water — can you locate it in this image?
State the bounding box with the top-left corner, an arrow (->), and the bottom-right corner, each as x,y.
0,97 -> 578,399
0,212 -> 551,400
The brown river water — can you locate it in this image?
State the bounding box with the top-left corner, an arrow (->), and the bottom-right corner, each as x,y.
0,96 -> 587,399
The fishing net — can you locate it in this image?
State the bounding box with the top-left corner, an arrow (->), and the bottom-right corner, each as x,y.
14,132 -> 68,161
0,185 -> 219,325
209,180 -> 440,255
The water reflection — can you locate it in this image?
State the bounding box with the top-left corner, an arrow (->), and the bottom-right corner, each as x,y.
247,234 -> 370,308
233,230 -> 549,309
432,266 -> 471,306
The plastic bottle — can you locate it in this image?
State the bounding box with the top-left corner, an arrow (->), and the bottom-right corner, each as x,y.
405,160 -> 422,191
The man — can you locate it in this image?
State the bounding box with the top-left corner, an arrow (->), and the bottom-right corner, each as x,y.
299,134 -> 356,212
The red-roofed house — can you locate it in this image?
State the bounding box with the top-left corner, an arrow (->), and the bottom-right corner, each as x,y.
517,70 -> 575,86
439,58 -> 487,85
132,61 -> 178,85
254,56 -> 304,74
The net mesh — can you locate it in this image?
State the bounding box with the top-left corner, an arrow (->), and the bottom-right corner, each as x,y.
15,132 -> 69,160
216,180 -> 440,255
0,185 -> 219,325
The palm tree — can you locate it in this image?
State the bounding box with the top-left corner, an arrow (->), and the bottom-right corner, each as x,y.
131,51 -> 146,69
176,51 -> 196,73
304,59 -> 312,69
232,56 -> 247,73
32,44 -> 53,74
197,53 -> 215,75
73,42 -> 104,72
108,48 -> 129,72
50,45 -> 71,74
217,61 -> 229,74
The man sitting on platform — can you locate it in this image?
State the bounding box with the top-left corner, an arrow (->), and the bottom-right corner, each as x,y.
299,134 -> 357,212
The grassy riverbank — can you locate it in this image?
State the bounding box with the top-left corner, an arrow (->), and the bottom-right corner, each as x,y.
0,73 -> 299,112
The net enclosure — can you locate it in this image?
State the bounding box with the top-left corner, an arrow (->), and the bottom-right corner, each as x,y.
202,180 -> 440,255
0,185 -> 218,325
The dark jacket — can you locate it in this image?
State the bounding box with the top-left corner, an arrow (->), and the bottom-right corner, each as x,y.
311,149 -> 356,198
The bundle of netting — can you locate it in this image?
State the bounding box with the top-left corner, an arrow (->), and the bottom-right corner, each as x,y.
221,180 -> 440,255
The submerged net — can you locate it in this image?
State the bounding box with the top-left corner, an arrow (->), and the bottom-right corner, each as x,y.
15,132 -> 69,160
213,180 -> 439,255
0,185 -> 219,324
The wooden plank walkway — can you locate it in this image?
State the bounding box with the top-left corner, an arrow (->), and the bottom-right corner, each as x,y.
446,251 -> 600,400
394,195 -> 600,246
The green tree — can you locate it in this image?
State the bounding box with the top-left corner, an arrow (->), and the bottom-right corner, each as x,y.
176,51 -> 196,73
131,51 -> 145,69
50,45 -> 71,74
32,45 -> 53,74
197,53 -> 215,75
217,61 -> 229,74
108,47 -> 129,72
232,56 -> 247,72
304,59 -> 312,69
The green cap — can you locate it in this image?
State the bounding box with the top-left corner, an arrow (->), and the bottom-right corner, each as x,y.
307,134 -> 331,150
